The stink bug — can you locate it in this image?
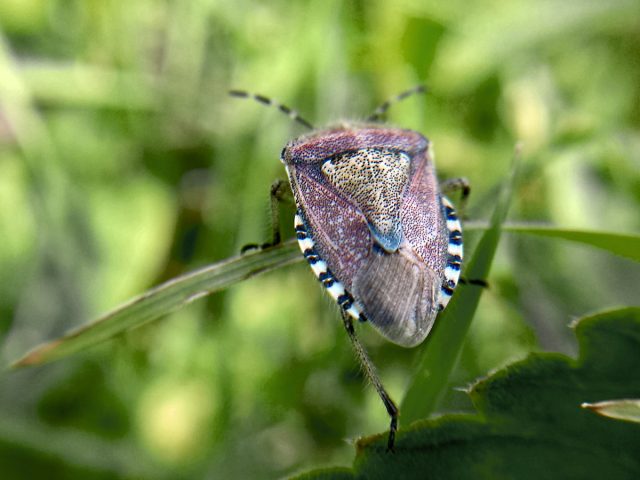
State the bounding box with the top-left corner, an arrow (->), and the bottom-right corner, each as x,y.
230,86 -> 468,451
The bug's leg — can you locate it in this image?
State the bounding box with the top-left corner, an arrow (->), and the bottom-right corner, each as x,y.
459,277 -> 489,288
241,179 -> 292,253
340,308 -> 398,452
265,178 -> 291,246
440,177 -> 470,218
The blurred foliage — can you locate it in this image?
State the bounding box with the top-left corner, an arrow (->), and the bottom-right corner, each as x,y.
0,0 -> 638,478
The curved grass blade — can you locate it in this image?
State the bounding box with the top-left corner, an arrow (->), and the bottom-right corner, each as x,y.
11,240 -> 301,368
502,225 -> 640,263
400,148 -> 521,424
463,222 -> 640,263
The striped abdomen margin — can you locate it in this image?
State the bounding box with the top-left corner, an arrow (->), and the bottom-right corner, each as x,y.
438,196 -> 463,310
294,211 -> 365,322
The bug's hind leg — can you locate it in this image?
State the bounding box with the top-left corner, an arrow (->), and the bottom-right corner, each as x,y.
241,179 -> 293,253
340,307 -> 399,452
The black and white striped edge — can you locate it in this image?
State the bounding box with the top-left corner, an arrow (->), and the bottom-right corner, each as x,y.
294,210 -> 364,322
438,196 -> 463,310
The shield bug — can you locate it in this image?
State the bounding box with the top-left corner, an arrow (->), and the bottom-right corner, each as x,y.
230,86 -> 467,451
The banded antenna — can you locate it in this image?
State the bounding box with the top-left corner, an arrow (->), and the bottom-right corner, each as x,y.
229,90 -> 314,130
367,85 -> 428,122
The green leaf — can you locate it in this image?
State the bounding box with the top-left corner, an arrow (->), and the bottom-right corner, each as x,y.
582,399 -> 640,424
400,149 -> 520,423
294,307 -> 640,479
10,240 -> 301,368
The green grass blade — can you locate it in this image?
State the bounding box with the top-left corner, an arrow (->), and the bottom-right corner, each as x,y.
400,149 -> 520,424
10,240 -> 301,368
464,222 -> 640,262
503,225 -> 640,262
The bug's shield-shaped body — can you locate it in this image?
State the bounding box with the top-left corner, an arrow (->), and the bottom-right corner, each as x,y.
282,125 -> 461,347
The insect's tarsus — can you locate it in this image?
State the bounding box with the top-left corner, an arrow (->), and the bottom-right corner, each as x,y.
229,90 -> 315,130
367,85 -> 428,122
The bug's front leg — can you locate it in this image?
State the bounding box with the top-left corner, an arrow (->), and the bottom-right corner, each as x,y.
241,179 -> 293,253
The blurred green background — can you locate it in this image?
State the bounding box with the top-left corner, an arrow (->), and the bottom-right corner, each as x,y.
0,0 -> 638,478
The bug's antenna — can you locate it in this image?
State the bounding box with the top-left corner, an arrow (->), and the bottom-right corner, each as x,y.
229,90 -> 315,130
367,85 -> 428,122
